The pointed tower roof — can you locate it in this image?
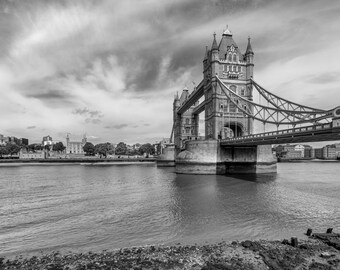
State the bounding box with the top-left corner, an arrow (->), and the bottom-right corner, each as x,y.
218,26 -> 241,59
245,36 -> 254,54
222,25 -> 232,36
211,32 -> 218,51
179,86 -> 189,105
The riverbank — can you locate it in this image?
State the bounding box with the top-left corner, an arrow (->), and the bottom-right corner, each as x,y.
1,235 -> 339,270
0,157 -> 156,165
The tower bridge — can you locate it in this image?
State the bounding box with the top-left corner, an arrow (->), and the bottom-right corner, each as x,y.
159,27 -> 340,174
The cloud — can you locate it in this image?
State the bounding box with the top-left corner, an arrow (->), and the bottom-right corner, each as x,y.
85,118 -> 101,125
105,124 -> 129,130
1,0 -> 340,144
73,107 -> 103,118
305,72 -> 340,84
27,126 -> 36,129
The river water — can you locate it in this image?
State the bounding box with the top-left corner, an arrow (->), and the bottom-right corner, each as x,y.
0,161 -> 339,258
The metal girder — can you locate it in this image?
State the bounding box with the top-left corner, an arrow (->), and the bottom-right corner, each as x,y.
220,125 -> 340,146
251,79 -> 327,112
217,77 -> 333,126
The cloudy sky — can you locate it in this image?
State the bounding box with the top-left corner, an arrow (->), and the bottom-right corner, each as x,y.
1,0 -> 340,144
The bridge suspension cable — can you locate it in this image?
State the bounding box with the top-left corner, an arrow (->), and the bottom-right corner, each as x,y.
251,79 -> 326,113
216,76 -> 334,126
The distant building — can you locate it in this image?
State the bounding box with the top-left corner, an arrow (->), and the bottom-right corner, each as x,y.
42,135 -> 54,146
303,145 -> 314,158
0,135 -> 20,145
155,138 -> 172,155
19,138 -> 29,145
19,149 -> 46,159
66,134 -> 87,154
0,134 -> 5,146
274,144 -> 314,159
314,144 -> 340,159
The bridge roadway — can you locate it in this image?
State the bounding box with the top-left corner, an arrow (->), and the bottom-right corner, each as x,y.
220,123 -> 340,146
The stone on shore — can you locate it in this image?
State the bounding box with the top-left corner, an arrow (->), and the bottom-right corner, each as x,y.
1,238 -> 339,269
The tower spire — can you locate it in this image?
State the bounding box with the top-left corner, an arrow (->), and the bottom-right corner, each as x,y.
246,36 -> 253,54
223,25 -> 232,36
211,32 -> 218,51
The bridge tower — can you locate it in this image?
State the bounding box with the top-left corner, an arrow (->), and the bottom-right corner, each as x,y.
203,28 -> 254,140
173,87 -> 198,154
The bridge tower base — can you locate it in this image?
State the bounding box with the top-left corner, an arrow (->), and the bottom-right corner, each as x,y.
175,140 -> 277,174
156,145 -> 176,167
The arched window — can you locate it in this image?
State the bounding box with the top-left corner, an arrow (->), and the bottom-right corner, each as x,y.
233,54 -> 237,62
238,66 -> 241,72
241,88 -> 245,96
230,85 -> 237,93
233,66 -> 236,72
228,54 -> 232,62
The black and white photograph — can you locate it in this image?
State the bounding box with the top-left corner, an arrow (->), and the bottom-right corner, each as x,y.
0,0 -> 339,269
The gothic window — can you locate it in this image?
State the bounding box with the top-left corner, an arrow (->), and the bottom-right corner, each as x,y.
238,66 -> 241,72
223,65 -> 228,71
228,53 -> 232,62
233,54 -> 237,62
230,85 -> 237,93
228,65 -> 232,71
233,66 -> 236,72
186,118 -> 189,124
240,88 -> 245,95
229,104 -> 236,112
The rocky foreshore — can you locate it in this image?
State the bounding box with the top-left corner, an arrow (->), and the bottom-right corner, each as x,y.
1,235 -> 340,270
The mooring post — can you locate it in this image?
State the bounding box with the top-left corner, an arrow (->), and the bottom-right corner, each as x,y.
291,237 -> 298,247
306,228 -> 312,236
326,228 -> 333,234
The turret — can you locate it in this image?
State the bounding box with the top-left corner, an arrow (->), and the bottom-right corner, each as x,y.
245,36 -> 254,80
66,133 -> 70,146
203,46 -> 208,69
211,33 -> 219,76
82,134 -> 87,144
245,36 -> 254,63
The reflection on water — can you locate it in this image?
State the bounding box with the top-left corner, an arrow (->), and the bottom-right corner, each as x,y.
0,162 -> 339,258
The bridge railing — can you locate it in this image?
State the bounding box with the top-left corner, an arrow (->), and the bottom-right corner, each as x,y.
223,122 -> 333,142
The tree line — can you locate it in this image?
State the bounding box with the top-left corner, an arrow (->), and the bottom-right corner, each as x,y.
82,142 -> 155,157
0,142 -> 67,158
0,141 -> 156,158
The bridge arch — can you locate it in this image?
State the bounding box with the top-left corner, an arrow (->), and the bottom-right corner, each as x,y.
220,121 -> 245,139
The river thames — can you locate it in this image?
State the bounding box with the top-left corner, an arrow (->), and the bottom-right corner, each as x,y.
0,161 -> 339,258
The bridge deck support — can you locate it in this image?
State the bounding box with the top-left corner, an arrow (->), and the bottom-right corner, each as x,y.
156,145 -> 176,167
175,140 -> 277,174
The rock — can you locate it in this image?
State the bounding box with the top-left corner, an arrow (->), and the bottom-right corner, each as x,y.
320,252 -> 334,258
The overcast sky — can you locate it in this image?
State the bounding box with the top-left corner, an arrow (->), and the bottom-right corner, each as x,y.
1,0 -> 340,144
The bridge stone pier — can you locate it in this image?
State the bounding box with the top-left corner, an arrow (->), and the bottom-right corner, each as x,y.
158,27 -> 340,174
176,141 -> 276,174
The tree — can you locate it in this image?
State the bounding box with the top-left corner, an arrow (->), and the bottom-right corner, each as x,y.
44,144 -> 51,151
27,144 -> 43,152
139,143 -> 155,157
0,146 -> 9,158
115,142 -> 127,155
5,143 -> 21,156
83,142 -> 95,156
94,143 -> 115,158
53,142 -> 66,153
